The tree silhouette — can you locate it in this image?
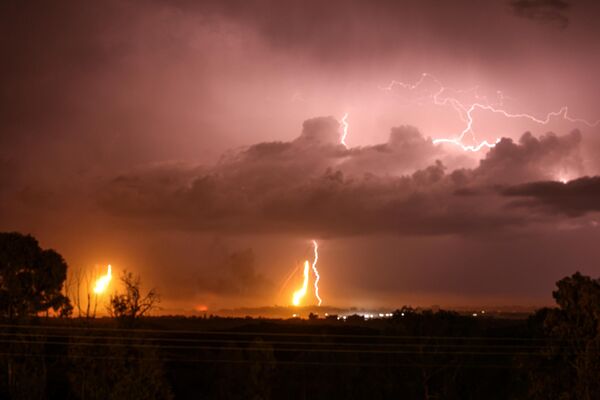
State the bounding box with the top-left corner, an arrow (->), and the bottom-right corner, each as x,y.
109,270 -> 159,327
0,232 -> 71,318
528,272 -> 600,400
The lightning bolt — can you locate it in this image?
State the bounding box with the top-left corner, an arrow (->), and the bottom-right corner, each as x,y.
381,73 -> 600,152
311,239 -> 322,306
290,240 -> 322,307
340,113 -> 349,148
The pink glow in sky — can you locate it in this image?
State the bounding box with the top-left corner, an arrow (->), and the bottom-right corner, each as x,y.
1,0 -> 600,313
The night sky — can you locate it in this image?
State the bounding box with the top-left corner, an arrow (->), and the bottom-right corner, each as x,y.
1,0 -> 599,314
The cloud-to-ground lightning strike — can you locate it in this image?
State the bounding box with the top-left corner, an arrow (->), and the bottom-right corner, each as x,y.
292,260 -> 310,306
311,240 -> 322,306
380,73 -> 600,152
340,113 -> 350,148
291,240 -> 322,307
93,264 -> 112,294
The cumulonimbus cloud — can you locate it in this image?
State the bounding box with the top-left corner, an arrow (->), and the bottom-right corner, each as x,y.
101,117 -> 594,237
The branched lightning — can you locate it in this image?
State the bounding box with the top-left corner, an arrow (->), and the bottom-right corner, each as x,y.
380,73 -> 600,152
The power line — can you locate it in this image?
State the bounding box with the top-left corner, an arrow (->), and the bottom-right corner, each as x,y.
0,338 -> 583,357
0,351 -> 538,369
0,323 -> 561,342
0,331 -> 562,349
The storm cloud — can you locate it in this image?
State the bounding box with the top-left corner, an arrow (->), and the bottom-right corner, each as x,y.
510,0 -> 570,28
503,176 -> 600,216
2,0 -> 599,310
101,118 -> 593,237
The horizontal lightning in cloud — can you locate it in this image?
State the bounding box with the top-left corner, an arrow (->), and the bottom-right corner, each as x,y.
380,73 -> 600,152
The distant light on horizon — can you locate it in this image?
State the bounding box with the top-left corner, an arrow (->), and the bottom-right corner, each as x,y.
93,264 -> 112,294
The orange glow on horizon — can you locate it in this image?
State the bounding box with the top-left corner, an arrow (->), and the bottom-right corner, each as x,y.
292,260 -> 310,306
93,264 -> 112,294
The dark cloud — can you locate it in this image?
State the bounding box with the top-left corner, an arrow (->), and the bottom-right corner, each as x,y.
339,126 -> 441,176
510,0 -> 570,28
474,130 -> 583,184
175,0 -> 561,63
502,176 -> 600,216
101,118 -> 586,237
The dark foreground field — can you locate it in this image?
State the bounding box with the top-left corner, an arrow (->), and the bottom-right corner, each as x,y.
1,303 -> 597,400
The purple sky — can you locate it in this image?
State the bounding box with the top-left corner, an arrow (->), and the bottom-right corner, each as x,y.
1,0 -> 599,314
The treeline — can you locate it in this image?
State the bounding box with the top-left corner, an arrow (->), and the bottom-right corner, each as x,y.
1,232 -> 599,399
